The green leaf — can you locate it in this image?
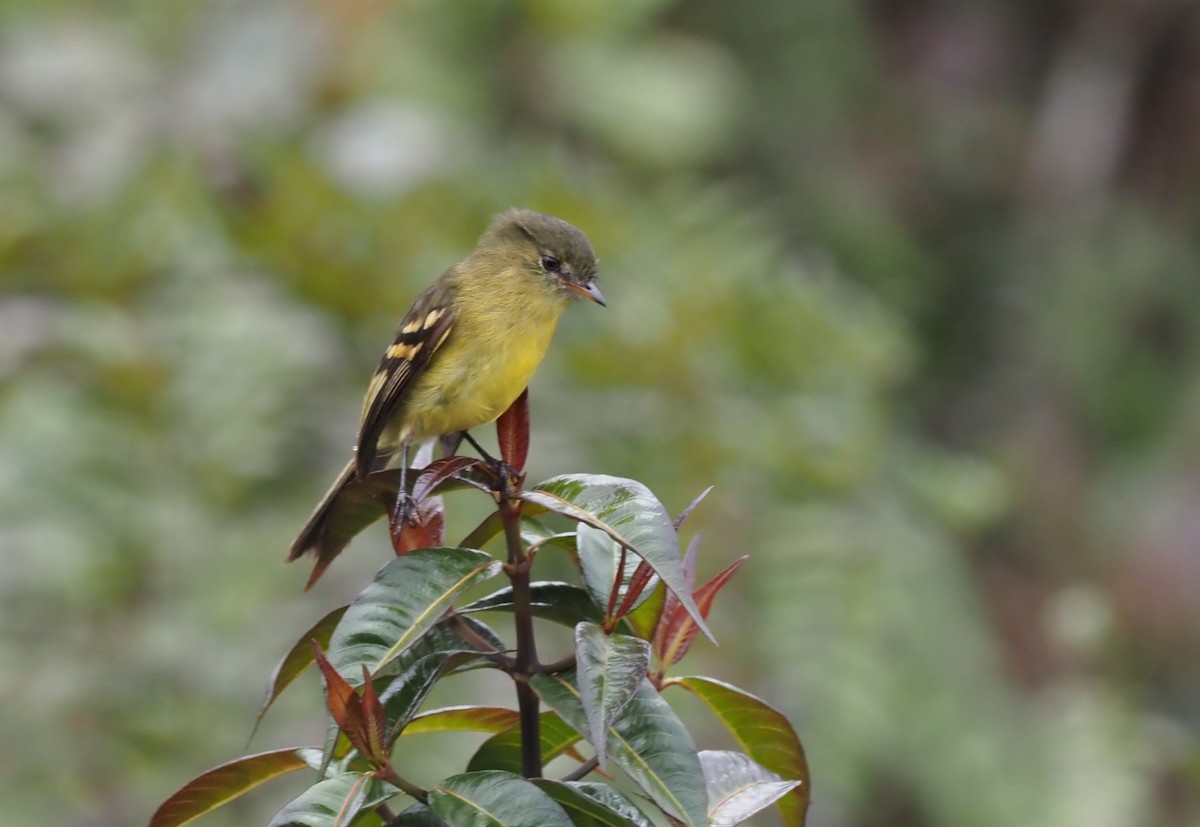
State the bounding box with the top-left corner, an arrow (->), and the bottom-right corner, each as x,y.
379,617 -> 506,742
391,614 -> 506,678
531,670 -> 706,827
467,711 -> 582,773
327,547 -> 500,680
576,523 -> 654,617
531,780 -> 656,827
267,772 -> 397,827
458,513 -> 559,552
574,622 -> 651,770
524,474 -> 713,642
406,705 -> 520,735
253,606 -> 348,738
389,803 -> 448,825
699,750 -> 802,827
317,616 -> 504,770
429,771 -> 573,827
666,676 -> 809,826
458,511 -> 505,550
624,580 -> 665,641
318,720 -> 350,780
462,582 -> 604,627
150,748 -> 314,827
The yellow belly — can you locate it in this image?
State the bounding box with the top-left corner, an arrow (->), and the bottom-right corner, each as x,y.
385,297 -> 564,445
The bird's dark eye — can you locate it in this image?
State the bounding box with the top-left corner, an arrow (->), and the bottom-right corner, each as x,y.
540,254 -> 561,273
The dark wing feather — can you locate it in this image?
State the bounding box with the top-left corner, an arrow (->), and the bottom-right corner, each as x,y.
354,281 -> 457,479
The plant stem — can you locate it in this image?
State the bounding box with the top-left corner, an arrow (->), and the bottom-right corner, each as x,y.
559,756 -> 599,783
447,612 -> 516,670
513,674 -> 542,779
499,483 -> 542,778
378,765 -> 427,803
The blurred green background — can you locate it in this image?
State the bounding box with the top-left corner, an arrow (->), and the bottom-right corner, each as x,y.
3,0 -> 1199,825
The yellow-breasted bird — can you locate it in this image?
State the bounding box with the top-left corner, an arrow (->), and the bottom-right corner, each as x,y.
288,209 -> 604,577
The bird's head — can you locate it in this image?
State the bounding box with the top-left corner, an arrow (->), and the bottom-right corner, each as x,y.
483,209 -> 605,306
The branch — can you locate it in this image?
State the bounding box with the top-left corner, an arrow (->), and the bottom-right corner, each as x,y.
558,756 -> 599,783
378,765 -> 427,803
447,612 -> 516,671
500,475 -> 542,778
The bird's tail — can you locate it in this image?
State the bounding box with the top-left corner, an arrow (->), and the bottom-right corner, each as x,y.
287,458 -> 358,586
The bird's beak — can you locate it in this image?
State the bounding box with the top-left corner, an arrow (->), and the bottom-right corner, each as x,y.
569,280 -> 606,306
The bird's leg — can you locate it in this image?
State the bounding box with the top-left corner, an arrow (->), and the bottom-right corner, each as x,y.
461,431 -> 499,464
461,431 -> 518,495
391,441 -> 419,534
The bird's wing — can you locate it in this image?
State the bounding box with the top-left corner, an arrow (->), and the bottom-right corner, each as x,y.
354,283 -> 457,479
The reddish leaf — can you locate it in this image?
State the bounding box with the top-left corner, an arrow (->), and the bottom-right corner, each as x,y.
603,546 -> 630,624
412,456 -> 487,504
651,536 -> 701,660
613,559 -> 656,622
312,643 -> 386,766
393,498 -> 445,555
150,748 -> 313,827
496,388 -> 530,472
405,705 -> 521,735
313,642 -> 355,724
673,486 -> 714,531
359,665 -> 387,764
680,534 -> 700,591
653,555 -> 748,678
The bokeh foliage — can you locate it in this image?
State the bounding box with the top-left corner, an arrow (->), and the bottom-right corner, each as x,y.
2,1 -> 1198,825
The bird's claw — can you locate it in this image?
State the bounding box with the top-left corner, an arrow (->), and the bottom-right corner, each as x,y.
485,457 -> 522,496
391,492 -> 420,536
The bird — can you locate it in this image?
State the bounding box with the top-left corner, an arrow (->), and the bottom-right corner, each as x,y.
288,209 -> 604,583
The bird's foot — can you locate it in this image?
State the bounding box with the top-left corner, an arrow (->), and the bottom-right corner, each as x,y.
390,491 -> 420,536
487,456 -> 524,497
